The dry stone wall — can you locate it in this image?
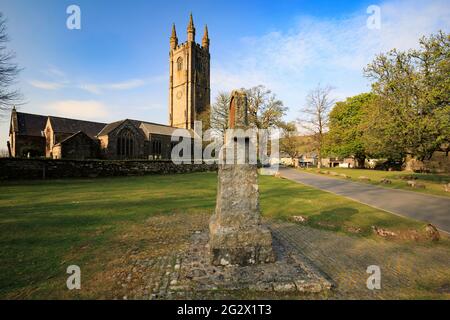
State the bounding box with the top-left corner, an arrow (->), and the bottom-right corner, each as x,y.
0,158 -> 217,180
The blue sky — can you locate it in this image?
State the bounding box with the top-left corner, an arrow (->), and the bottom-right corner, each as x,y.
0,0 -> 449,147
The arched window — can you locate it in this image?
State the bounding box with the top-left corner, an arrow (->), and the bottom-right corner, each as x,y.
177,57 -> 183,71
152,139 -> 162,159
117,128 -> 135,158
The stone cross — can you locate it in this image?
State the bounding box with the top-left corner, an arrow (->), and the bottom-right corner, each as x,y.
209,90 -> 275,266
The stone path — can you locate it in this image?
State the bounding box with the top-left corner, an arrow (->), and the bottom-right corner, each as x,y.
279,168 -> 450,233
270,221 -> 450,299
112,213 -> 450,300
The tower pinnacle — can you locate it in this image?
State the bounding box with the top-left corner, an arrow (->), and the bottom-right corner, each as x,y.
202,25 -> 209,50
187,13 -> 195,42
170,23 -> 178,49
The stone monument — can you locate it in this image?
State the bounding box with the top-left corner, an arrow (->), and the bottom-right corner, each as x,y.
209,90 -> 275,266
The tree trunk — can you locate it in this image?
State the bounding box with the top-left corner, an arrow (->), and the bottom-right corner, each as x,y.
356,156 -> 366,169
317,151 -> 322,168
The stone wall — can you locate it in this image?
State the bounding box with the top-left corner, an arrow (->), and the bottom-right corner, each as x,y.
54,132 -> 100,160
405,152 -> 450,173
0,158 -> 217,180
13,135 -> 46,158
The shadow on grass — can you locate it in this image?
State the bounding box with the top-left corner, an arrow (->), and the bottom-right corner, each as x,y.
308,207 -> 359,231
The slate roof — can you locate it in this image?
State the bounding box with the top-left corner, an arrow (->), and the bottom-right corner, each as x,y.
55,131 -> 93,146
14,112 -> 48,137
11,110 -> 187,140
97,119 -> 190,138
96,119 -> 130,136
48,116 -> 107,138
140,121 -> 193,138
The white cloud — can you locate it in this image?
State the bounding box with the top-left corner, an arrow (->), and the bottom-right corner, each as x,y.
45,100 -> 109,119
45,66 -> 66,78
29,80 -> 65,90
79,79 -> 148,94
29,77 -> 150,94
78,84 -> 102,95
211,0 -> 450,117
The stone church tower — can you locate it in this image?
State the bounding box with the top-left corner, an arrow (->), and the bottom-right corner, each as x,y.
169,14 -> 211,129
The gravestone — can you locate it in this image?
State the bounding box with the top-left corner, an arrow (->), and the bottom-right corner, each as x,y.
209,90 -> 275,266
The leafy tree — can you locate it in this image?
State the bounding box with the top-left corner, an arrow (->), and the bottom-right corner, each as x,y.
0,13 -> 21,115
326,93 -> 375,168
209,86 -> 287,134
246,85 -> 287,130
209,92 -> 230,134
279,121 -> 301,165
298,84 -> 335,168
364,31 -> 450,163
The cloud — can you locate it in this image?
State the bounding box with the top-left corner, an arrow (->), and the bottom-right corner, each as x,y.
45,100 -> 109,119
79,79 -> 148,94
29,80 -> 65,90
211,0 -> 450,115
29,77 -> 151,94
45,66 -> 66,78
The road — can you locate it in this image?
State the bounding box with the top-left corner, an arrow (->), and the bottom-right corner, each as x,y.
279,167 -> 450,233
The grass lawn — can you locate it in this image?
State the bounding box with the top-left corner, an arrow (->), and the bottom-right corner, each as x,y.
0,172 -> 448,299
301,167 -> 450,197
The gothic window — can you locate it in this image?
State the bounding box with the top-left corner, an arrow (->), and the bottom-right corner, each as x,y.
152,139 -> 162,159
177,57 -> 183,71
117,128 -> 135,158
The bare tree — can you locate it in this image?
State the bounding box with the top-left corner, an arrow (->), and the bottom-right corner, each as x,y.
210,91 -> 230,134
246,85 -> 287,130
298,84 -> 335,168
0,12 -> 22,116
209,86 -> 288,135
279,121 -> 301,167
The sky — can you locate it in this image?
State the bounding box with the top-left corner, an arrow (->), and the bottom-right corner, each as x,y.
0,0 -> 449,148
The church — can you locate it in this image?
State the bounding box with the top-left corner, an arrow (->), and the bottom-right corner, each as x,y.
7,14 -> 210,160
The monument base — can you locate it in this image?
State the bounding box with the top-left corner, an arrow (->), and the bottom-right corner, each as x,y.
209,163 -> 276,266
209,217 -> 275,266
162,229 -> 334,298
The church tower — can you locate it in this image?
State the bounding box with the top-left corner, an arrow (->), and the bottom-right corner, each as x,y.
169,14 -> 211,129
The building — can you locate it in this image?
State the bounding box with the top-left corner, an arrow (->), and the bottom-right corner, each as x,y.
169,14 -> 210,130
7,15 -> 209,160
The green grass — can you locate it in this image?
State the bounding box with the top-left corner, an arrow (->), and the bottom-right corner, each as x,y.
301,167 -> 450,197
0,172 -> 447,299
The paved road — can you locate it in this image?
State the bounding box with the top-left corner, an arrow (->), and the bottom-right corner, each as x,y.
279,168 -> 450,233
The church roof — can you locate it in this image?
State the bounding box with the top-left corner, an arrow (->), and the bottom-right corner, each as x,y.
140,121 -> 193,138
54,131 -> 93,146
14,112 -> 48,137
96,119 -> 133,136
97,119 -> 190,138
48,116 -> 107,138
10,109 -> 189,140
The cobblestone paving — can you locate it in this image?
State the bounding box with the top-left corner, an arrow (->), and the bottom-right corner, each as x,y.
172,231 -> 331,296
112,213 -> 450,300
270,221 -> 450,299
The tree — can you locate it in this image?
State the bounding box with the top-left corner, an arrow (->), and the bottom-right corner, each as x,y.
279,121 -> 301,166
364,31 -> 450,163
326,93 -> 375,168
298,84 -> 335,168
209,86 -> 288,134
246,85 -> 287,130
209,92 -> 230,135
0,13 -> 21,115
